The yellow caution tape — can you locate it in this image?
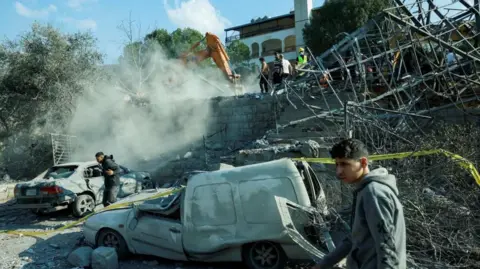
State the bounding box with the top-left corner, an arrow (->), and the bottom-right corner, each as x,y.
0,186 -> 185,237
292,149 -> 480,186
3,149 -> 479,237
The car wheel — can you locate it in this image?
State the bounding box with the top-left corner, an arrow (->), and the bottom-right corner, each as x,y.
242,241 -> 287,269
72,194 -> 95,218
96,228 -> 130,259
141,180 -> 153,190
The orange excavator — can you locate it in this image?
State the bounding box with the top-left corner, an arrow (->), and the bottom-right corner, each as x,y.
179,32 -> 242,91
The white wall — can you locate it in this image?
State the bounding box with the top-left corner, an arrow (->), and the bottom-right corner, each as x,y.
294,0 -> 313,49
226,28 -> 296,61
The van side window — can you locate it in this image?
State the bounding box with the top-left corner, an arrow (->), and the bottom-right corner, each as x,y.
191,183 -> 236,227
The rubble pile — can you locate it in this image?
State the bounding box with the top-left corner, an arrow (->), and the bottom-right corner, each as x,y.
254,0 -> 480,267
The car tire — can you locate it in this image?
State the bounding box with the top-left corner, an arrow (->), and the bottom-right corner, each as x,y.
96,228 -> 130,259
242,241 -> 287,269
72,194 -> 95,218
141,180 -> 153,190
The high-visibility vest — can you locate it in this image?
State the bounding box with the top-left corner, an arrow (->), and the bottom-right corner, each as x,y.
297,54 -> 307,64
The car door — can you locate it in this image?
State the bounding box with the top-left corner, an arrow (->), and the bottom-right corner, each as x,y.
83,165 -> 105,202
127,210 -> 187,261
118,166 -> 137,198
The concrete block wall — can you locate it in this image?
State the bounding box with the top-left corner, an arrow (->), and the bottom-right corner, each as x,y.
151,95 -> 284,182
206,95 -> 279,148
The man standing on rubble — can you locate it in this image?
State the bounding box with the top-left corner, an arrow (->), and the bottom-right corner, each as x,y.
95,152 -> 120,207
259,57 -> 270,93
272,52 -> 283,86
280,54 -> 293,81
312,139 -> 406,269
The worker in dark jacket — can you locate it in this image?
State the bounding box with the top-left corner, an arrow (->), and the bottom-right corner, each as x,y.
312,139 -> 406,269
272,52 -> 283,86
95,152 -> 120,207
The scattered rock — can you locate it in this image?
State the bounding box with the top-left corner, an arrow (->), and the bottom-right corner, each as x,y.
184,152 -> 193,158
143,260 -> 159,265
49,243 -> 60,249
91,247 -> 118,269
300,140 -> 321,158
67,246 -> 93,267
252,138 -> 269,148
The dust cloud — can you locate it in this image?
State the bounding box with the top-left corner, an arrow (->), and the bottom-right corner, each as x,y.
164,0 -> 231,37
68,41 -> 234,172
65,0 -> 261,171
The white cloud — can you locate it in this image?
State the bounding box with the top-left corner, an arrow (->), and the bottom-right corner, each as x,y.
67,0 -> 97,10
62,17 -> 97,31
15,2 -> 57,19
164,0 -> 231,37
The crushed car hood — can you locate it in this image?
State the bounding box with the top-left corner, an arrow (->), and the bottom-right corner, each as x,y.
85,208 -> 132,228
111,188 -> 175,205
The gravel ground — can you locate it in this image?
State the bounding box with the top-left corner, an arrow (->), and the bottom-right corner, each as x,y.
0,202 -> 246,269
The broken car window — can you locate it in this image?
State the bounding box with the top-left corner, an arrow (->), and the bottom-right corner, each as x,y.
43,165 -> 78,179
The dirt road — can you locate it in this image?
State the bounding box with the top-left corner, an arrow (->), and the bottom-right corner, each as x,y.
0,203 -> 246,269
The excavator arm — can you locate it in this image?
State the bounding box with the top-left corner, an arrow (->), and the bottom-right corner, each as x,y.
179,32 -> 240,83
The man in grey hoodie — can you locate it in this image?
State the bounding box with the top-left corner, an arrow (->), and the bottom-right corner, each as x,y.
312,139 -> 406,269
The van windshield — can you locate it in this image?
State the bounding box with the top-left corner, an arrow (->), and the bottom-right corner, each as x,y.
141,188 -> 184,210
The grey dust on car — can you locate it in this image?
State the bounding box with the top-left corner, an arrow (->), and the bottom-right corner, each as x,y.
83,158 -> 332,269
12,161 -> 154,217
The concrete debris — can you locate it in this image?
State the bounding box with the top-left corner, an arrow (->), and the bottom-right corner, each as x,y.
67,246 -> 93,267
183,152 -> 193,158
251,138 -> 270,149
91,247 -> 118,269
423,187 -> 471,216
300,140 -> 322,158
234,140 -> 328,166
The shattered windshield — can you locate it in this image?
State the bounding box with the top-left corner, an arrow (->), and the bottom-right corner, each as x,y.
43,165 -> 78,179
141,188 -> 184,210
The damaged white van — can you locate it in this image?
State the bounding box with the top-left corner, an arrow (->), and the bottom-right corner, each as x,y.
83,158 -> 330,269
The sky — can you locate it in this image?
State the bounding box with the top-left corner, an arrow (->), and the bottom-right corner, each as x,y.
0,0 -> 323,64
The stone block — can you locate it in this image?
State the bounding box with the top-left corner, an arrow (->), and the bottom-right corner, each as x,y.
91,247 -> 118,269
68,246 -> 93,267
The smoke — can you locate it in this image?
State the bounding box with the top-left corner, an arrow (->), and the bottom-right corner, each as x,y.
164,0 -> 231,37
67,42 -> 236,171
63,0 -> 262,172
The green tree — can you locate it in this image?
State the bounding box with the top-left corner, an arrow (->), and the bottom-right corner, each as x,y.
0,23 -> 102,178
0,23 -> 102,136
142,27 -> 205,59
144,28 -> 173,56
170,28 -> 205,57
226,40 -> 251,65
303,0 -> 392,56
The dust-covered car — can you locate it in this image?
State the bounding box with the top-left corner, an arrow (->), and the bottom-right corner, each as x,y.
83,159 -> 331,269
11,161 -> 154,217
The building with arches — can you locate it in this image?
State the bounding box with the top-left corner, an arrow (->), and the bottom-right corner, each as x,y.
224,0 -> 320,64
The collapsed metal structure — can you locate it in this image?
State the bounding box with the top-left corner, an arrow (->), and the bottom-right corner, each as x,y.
282,0 -> 480,151
269,1 -> 480,267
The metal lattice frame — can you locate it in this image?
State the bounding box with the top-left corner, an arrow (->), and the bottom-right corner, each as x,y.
50,133 -> 77,165
269,1 -> 480,267
281,0 -> 480,152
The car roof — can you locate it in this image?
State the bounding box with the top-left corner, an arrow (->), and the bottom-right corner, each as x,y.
188,158 -> 300,187
53,161 -> 98,167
